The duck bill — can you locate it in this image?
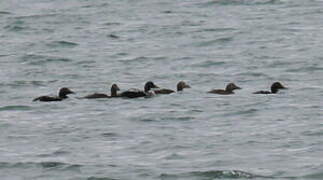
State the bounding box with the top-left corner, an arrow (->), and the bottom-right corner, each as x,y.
185,84 -> 191,88
69,90 -> 76,94
235,86 -> 242,90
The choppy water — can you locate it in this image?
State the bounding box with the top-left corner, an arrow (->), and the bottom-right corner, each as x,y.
1,0 -> 323,179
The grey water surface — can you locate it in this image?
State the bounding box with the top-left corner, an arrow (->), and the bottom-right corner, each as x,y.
1,0 -> 323,179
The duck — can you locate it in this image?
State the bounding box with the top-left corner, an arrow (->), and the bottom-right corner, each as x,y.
33,87 -> 75,102
154,81 -> 191,94
208,83 -> 241,95
253,82 -> 287,94
120,81 -> 159,98
83,84 -> 120,99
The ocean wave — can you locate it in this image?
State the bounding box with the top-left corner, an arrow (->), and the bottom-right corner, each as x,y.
101,132 -> 119,137
286,66 -> 323,73
199,0 -> 282,6
103,22 -> 122,26
3,19 -> 36,32
139,116 -> 195,123
194,37 -> 234,47
87,177 -> 119,180
161,116 -> 196,121
196,28 -> 237,33
81,2 -> 109,9
0,105 -> 32,111
120,56 -> 168,64
46,40 -> 79,48
303,171 -> 323,179
12,13 -> 58,20
160,170 -> 268,179
191,60 -> 226,68
20,54 -> 73,65
0,11 -> 11,15
234,72 -> 270,78
230,108 -> 259,116
0,54 -> 14,57
302,130 -> 323,137
0,80 -> 57,88
107,34 -> 120,39
0,161 -> 81,170
37,150 -> 71,157
4,24 -> 26,32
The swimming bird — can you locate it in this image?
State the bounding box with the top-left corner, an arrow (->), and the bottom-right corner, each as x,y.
120,81 -> 159,98
208,83 -> 241,95
154,81 -> 191,94
33,87 -> 75,102
83,84 -> 120,99
253,82 -> 287,94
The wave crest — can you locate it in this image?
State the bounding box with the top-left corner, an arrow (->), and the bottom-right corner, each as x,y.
160,170 -> 268,179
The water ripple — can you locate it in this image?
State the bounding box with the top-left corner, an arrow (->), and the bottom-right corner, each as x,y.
0,105 -> 32,111
0,11 -> 11,15
160,170 -> 269,179
196,28 -> 237,33
4,24 -> 26,32
0,80 -> 57,88
192,60 -> 226,68
303,171 -> 323,179
286,66 -> 323,73
13,13 -> 58,20
20,54 -> 73,65
87,177 -> 119,180
0,161 -> 82,170
200,0 -> 283,6
46,40 -> 79,48
194,37 -> 234,47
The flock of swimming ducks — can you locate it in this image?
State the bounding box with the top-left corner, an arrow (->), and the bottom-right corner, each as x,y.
33,81 -> 287,102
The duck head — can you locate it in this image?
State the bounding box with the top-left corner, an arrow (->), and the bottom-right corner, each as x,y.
177,81 -> 191,91
225,83 -> 241,92
271,82 -> 287,93
111,84 -> 120,97
144,81 -> 159,92
59,87 -> 75,98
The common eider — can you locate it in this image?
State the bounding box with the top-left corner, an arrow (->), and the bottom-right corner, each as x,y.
253,82 -> 287,94
33,87 -> 75,102
154,81 -> 191,94
208,83 -> 241,95
83,84 -> 120,99
120,81 -> 158,98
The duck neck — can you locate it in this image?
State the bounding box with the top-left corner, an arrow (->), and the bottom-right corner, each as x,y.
111,89 -> 118,97
271,87 -> 278,94
144,87 -> 150,93
225,88 -> 233,93
59,93 -> 68,99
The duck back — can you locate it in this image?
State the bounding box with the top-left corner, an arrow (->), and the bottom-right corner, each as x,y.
83,93 -> 110,99
208,89 -> 233,95
253,90 -> 271,94
154,89 -> 175,94
120,89 -> 146,98
33,96 -> 63,102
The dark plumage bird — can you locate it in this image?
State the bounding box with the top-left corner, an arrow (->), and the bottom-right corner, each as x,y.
208,83 -> 241,95
154,81 -> 191,94
33,87 -> 75,102
83,84 -> 120,99
253,82 -> 287,94
120,81 -> 159,98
